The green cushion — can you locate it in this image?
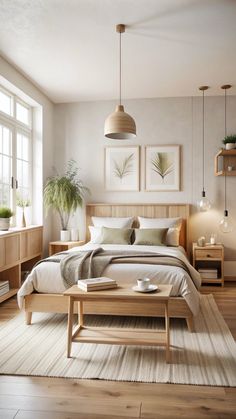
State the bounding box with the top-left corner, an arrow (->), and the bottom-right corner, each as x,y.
133,228 -> 168,246
99,227 -> 133,245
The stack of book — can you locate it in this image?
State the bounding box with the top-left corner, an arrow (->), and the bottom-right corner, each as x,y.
198,269 -> 218,279
0,280 -> 10,297
77,277 -> 117,292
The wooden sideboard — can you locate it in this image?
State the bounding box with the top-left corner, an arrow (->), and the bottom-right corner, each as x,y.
0,226 -> 43,303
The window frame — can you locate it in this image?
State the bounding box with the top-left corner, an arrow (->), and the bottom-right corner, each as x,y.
0,84 -> 33,225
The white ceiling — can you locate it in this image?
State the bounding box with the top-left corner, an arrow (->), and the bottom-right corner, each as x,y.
0,0 -> 236,103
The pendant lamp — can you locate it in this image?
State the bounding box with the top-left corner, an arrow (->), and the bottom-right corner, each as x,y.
104,24 -> 136,140
197,86 -> 211,211
219,84 -> 234,233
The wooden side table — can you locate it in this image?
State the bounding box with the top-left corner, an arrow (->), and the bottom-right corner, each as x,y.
192,243 -> 224,286
64,284 -> 172,363
49,240 -> 85,256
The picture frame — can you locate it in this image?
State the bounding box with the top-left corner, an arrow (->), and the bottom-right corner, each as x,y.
145,145 -> 180,191
104,146 -> 140,191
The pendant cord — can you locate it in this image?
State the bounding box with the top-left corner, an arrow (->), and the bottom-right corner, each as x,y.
202,89 -> 205,193
224,88 -> 227,213
119,31 -> 121,106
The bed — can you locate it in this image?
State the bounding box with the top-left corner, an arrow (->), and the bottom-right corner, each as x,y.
19,203 -> 201,332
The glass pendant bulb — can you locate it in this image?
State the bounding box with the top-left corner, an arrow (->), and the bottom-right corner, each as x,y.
197,190 -> 211,212
219,210 -> 234,233
197,86 -> 210,211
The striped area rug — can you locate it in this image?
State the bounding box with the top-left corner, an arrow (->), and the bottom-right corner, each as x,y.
0,295 -> 235,386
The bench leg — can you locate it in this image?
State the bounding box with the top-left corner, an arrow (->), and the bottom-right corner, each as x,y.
186,316 -> 195,332
25,311 -> 32,325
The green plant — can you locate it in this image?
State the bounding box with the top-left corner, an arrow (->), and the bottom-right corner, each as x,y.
16,195 -> 31,208
222,135 -> 236,145
44,159 -> 89,230
0,207 -> 13,218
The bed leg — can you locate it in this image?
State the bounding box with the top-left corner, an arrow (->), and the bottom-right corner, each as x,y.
186,316 -> 195,332
25,311 -> 32,325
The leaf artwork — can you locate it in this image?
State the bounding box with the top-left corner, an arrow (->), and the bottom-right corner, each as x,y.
151,152 -> 174,182
113,153 -> 134,180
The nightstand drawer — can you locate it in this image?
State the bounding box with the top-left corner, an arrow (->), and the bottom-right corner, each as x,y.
195,249 -> 222,259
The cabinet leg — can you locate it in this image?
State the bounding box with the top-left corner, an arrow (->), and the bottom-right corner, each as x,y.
25,311 -> 32,325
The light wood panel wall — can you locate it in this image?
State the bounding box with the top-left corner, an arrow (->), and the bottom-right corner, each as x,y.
86,203 -> 190,250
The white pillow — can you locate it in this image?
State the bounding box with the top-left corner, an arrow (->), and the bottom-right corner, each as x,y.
92,216 -> 134,228
138,217 -> 182,247
89,226 -> 102,243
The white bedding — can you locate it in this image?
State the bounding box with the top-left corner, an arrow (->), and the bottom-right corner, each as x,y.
18,243 -> 201,315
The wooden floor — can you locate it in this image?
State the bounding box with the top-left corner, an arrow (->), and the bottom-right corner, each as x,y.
0,283 -> 236,419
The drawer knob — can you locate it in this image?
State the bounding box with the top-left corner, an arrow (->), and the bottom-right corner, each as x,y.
207,254 -> 211,257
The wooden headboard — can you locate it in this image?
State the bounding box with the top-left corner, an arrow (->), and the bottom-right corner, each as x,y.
86,203 -> 190,251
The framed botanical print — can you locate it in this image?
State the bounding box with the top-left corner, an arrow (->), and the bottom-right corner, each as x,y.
104,146 -> 140,191
145,145 -> 180,191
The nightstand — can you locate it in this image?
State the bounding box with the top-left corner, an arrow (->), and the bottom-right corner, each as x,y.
192,243 -> 224,286
49,240 -> 85,256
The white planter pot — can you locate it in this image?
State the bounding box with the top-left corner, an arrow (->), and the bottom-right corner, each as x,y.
0,218 -> 10,231
225,143 -> 235,150
60,230 -> 70,242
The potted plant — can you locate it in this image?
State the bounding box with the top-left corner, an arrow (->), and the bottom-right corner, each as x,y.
44,159 -> 89,241
16,195 -> 31,228
0,207 -> 14,231
222,135 -> 236,150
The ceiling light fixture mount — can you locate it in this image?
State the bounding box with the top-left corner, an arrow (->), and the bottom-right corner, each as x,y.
219,84 -> 234,233
197,85 -> 211,211
104,24 -> 136,140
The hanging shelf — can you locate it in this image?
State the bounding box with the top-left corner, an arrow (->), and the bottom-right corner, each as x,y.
214,148 -> 236,176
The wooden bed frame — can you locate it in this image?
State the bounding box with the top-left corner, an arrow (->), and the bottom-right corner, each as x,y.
24,203 -> 195,332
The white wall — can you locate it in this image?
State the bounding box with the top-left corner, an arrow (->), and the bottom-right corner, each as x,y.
0,56 -> 55,255
54,96 -> 236,276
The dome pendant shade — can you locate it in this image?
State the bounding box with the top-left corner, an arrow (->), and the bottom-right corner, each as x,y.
104,24 -> 136,140
104,105 -> 136,139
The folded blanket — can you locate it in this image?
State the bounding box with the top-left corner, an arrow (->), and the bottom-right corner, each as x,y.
35,248 -> 194,289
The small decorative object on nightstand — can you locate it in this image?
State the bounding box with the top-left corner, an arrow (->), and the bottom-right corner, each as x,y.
49,240 -> 85,256
192,243 -> 224,286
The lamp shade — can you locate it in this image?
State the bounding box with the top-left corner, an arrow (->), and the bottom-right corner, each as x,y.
104,105 -> 136,140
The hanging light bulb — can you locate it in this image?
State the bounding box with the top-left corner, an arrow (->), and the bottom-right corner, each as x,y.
219,210 -> 234,233
197,191 -> 211,212
197,86 -> 211,211
219,84 -> 234,233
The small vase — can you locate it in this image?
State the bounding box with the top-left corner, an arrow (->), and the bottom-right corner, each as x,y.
71,228 -> 79,241
60,230 -> 70,242
21,210 -> 26,228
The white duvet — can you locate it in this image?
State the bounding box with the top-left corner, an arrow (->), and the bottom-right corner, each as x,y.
18,243 -> 201,315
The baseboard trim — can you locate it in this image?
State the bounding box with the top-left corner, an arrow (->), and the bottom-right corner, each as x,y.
225,276 -> 236,282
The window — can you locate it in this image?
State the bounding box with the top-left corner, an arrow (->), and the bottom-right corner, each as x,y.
0,89 -> 12,116
0,86 -> 32,223
0,124 -> 12,206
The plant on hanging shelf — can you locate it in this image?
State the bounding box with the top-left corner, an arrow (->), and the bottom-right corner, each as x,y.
0,207 -> 14,231
44,159 -> 90,241
16,195 -> 31,228
222,135 -> 236,150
